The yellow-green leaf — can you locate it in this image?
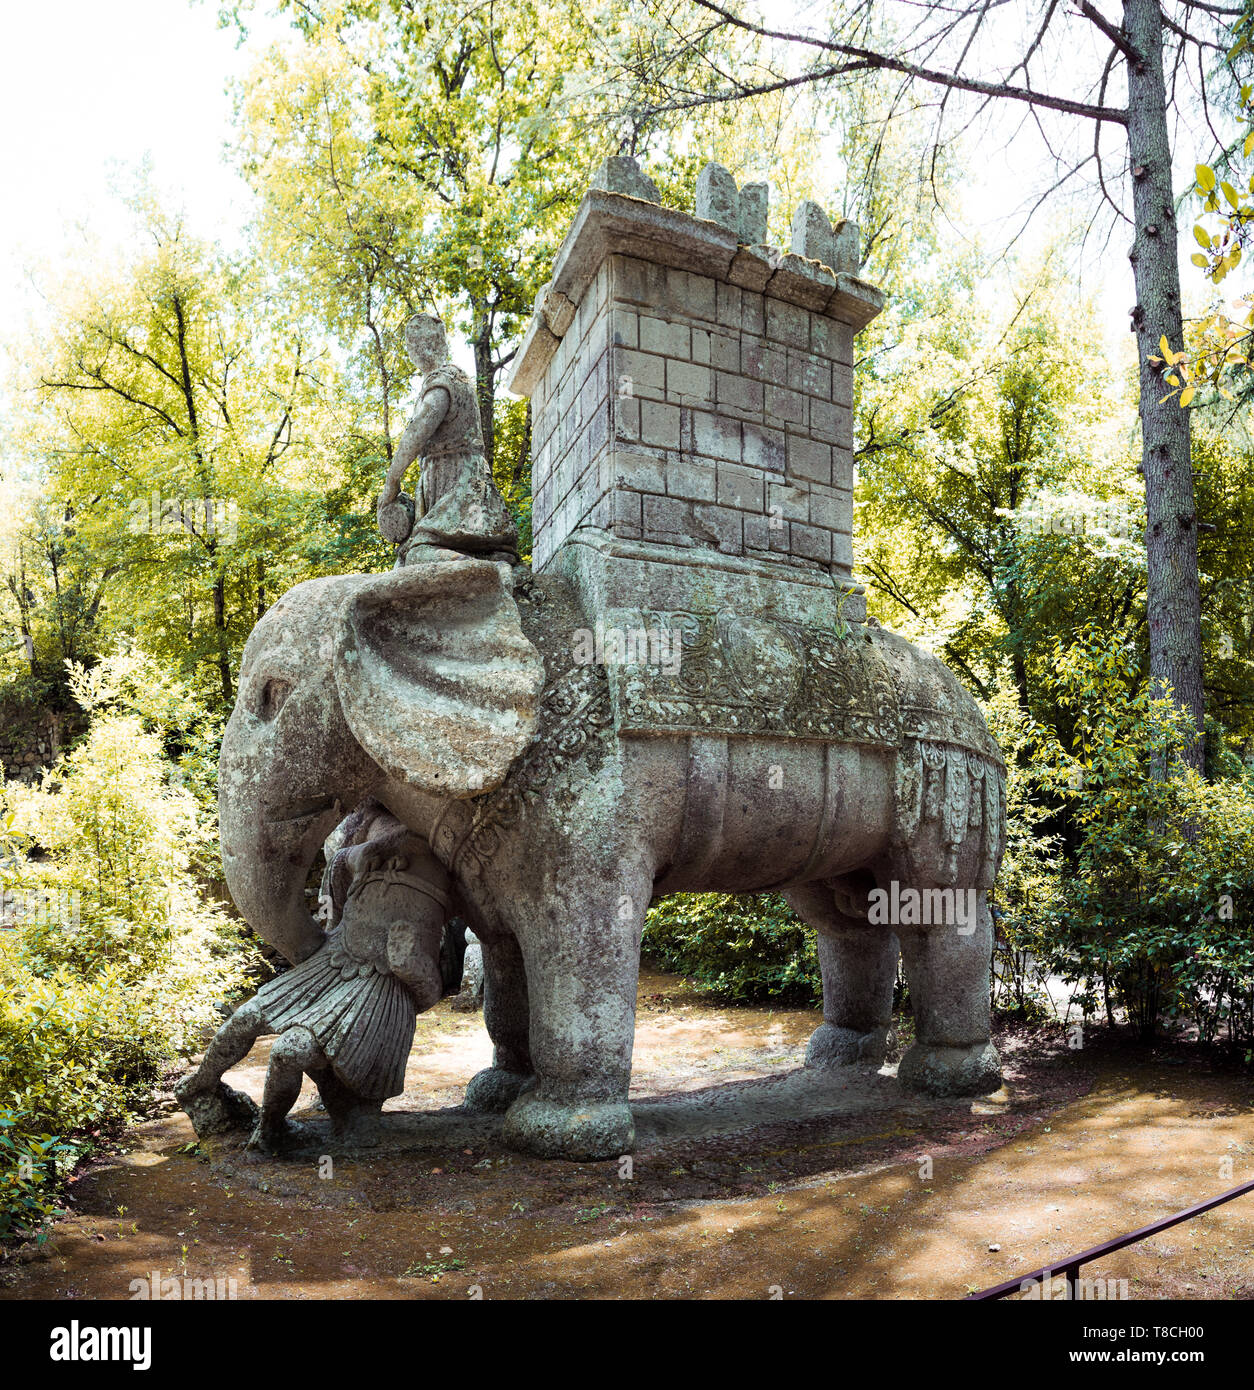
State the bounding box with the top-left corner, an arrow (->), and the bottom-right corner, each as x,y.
1195,224 -> 1212,248
1223,181 -> 1240,209
1197,163 -> 1216,192
1179,385 -> 1195,407
1191,252 -> 1209,267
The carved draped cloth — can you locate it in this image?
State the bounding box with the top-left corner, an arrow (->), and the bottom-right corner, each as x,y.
253,929 -> 415,1100
400,363 -> 518,562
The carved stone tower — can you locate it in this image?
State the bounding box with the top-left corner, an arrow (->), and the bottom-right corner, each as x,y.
507,156 -> 883,629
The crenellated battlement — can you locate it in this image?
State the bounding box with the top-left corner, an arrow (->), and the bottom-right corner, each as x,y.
507,156 -> 884,600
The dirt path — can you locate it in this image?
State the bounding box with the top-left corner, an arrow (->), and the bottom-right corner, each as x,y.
2,969 -> 1252,1300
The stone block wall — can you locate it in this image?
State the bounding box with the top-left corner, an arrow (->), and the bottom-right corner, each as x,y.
0,711 -> 66,785
511,159 -> 884,578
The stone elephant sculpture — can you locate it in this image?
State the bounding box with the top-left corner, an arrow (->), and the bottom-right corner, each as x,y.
218,554 -> 1006,1161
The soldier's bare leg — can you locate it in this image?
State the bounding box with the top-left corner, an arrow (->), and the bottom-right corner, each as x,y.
175,999 -> 268,1138
248,1026 -> 328,1153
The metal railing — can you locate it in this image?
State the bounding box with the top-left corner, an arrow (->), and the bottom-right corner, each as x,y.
966,1176 -> 1254,1300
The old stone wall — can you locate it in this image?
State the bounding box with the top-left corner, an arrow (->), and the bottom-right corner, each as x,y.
0,710 -> 66,785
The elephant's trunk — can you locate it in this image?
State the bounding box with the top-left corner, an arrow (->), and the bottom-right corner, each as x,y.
218,721 -> 350,966
220,833 -> 328,966
219,802 -> 340,966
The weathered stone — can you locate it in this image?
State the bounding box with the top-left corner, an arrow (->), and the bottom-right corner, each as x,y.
541,288 -> 578,337
202,158 -> 1005,1171
790,198 -> 838,267
767,253 -> 837,311
738,182 -> 769,244
831,218 -> 860,273
695,161 -> 739,238
589,155 -> 660,203
179,806 -> 455,1151
727,245 -> 775,291
826,272 -> 887,331
450,928 -> 485,1011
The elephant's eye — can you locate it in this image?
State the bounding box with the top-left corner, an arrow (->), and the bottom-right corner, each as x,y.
258,678 -> 293,722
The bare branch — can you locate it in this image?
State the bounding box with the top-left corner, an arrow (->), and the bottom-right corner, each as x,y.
1076,1 -> 1145,68
684,0 -> 1129,123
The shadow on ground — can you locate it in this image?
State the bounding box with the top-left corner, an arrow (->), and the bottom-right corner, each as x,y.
2,968 -> 1251,1300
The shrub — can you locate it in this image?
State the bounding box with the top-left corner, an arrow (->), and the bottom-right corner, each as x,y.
643,892 -> 821,1005
0,652 -> 259,1243
983,686 -> 1068,1020
0,1110 -> 75,1244
1019,628 -> 1254,1047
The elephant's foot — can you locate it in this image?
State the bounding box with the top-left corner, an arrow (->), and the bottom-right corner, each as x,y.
502,1092 -> 634,1160
805,1022 -> 889,1069
176,1078 -> 259,1139
897,1041 -> 1001,1097
463,1066 -> 535,1114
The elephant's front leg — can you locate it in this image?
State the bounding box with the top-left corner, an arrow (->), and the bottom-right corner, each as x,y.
501,872 -> 647,1161
896,891 -> 1002,1096
463,934 -> 536,1114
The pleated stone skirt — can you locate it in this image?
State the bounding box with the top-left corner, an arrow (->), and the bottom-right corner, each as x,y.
255,932 -> 416,1100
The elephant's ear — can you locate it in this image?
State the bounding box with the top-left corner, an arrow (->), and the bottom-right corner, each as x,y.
334,560 -> 544,798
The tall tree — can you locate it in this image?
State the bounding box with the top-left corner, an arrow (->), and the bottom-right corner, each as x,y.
233,0 -> 606,472
229,0 -> 756,480
620,0 -> 1251,772
26,205 -> 336,708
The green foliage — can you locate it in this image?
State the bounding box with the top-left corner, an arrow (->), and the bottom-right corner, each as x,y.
0,653 -> 260,1243
492,396 -> 534,562
855,263 -> 1144,712
643,893 -> 820,1005
983,687 -> 1067,1020
0,1112 -> 74,1244
1011,629 -> 1254,1046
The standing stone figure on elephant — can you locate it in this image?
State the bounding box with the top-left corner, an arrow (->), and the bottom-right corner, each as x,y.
376,313 -> 518,566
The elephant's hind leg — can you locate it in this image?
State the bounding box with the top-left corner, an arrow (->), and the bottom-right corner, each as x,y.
895,890 -> 1001,1097
784,880 -> 897,1070
463,934 -> 536,1114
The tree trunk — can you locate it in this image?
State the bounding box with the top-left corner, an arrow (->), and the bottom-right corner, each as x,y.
512,400 -> 533,493
1123,0 -> 1205,771
213,563 -> 233,708
471,306 -> 496,471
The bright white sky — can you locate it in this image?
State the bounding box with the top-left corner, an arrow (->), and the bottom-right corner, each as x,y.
0,2 -> 271,317
0,0 -> 1225,373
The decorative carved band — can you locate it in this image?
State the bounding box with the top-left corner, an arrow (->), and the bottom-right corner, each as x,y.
435,659 -> 615,879
893,740 -> 1006,889
609,607 -> 901,746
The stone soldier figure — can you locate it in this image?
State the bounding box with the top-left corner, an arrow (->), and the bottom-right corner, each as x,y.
177,802 -> 452,1152
377,313 -> 518,565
